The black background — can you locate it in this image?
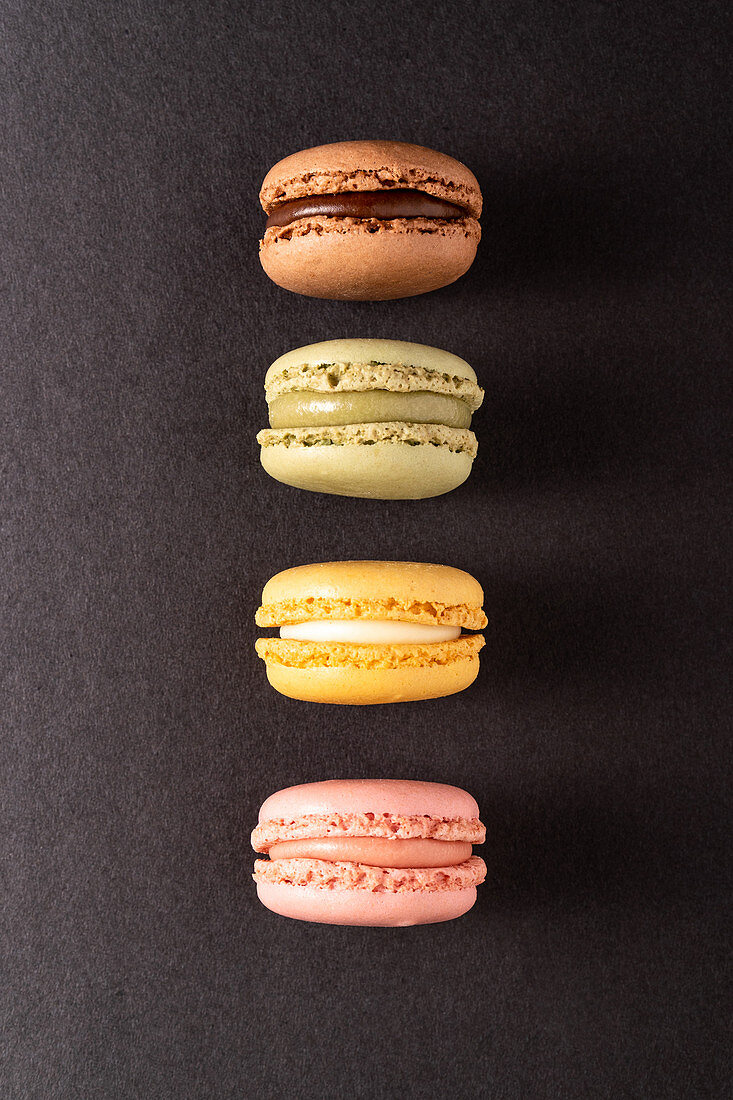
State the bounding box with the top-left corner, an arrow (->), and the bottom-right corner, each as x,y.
3,1 -> 731,1097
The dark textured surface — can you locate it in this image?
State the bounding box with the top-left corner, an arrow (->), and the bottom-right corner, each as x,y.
2,2 -> 731,1097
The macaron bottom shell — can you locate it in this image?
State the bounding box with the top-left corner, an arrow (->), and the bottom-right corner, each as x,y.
259,438 -> 474,499
256,880 -> 478,926
260,217 -> 480,300
262,655 -> 481,705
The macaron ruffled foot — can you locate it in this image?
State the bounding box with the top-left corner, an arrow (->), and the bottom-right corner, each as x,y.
252,780 -> 487,926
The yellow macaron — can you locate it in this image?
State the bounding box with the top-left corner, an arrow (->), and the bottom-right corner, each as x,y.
255,561 -> 487,705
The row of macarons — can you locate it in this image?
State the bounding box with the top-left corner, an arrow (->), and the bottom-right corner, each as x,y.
253,141 -> 485,927
253,561 -> 487,926
258,141 -> 482,499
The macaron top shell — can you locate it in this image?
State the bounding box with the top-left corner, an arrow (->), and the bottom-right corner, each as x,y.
265,336 -> 477,385
257,778 -> 481,824
260,140 -> 482,219
264,338 -> 477,387
257,560 -> 485,624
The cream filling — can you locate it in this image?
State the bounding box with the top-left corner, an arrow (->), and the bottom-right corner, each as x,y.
279,620 -> 462,644
267,837 -> 473,868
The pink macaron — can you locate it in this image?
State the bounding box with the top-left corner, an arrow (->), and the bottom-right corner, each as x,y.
251,779 -> 487,927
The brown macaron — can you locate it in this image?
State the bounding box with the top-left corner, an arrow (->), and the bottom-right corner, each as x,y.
259,140 -> 482,300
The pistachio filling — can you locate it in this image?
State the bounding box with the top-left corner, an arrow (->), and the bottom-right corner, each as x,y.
268,390 -> 472,429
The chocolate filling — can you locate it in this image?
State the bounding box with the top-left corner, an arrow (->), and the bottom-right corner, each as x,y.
265,189 -> 467,229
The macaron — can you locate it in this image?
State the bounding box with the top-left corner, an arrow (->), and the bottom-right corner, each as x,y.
252,779 -> 487,926
259,140 -> 482,300
255,560 -> 487,705
257,338 -> 484,499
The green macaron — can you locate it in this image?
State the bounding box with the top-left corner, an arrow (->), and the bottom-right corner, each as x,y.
256,339 -> 483,499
